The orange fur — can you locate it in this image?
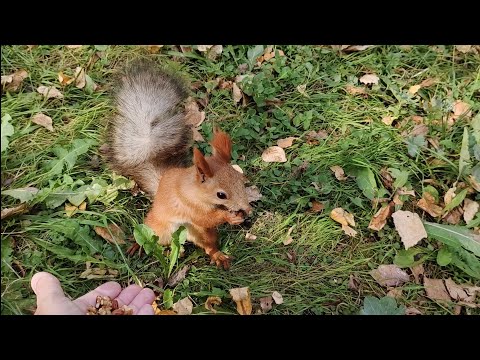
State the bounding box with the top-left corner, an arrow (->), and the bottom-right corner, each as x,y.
210,127 -> 232,164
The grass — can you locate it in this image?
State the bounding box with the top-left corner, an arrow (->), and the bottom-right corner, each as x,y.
1,45 -> 479,315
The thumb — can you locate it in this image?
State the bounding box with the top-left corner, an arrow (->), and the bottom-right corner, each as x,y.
31,272 -> 66,303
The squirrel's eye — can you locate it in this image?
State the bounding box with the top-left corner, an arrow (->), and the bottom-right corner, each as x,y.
217,192 -> 227,199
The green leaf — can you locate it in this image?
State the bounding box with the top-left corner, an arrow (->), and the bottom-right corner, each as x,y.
388,168 -> 409,189
1,237 -> 14,273
423,185 -> 439,203
45,139 -> 96,175
449,245 -> 480,279
247,45 -> 264,66
407,135 -> 426,157
163,289 -> 174,309
94,45 -> 108,51
353,167 -> 378,200
424,222 -> 480,257
73,225 -> 102,255
360,296 -> 405,315
459,127 -> 471,176
394,248 -> 426,268
168,226 -> 187,278
44,188 -> 71,208
443,188 -> 468,214
84,75 -> 96,95
472,113 -> 480,144
2,187 -> 39,203
1,114 -> 15,152
133,224 -> 167,270
437,247 -> 453,266
33,238 -> 96,263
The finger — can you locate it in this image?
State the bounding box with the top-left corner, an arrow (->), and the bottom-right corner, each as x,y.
128,288 -> 156,314
31,272 -> 66,303
137,303 -> 155,315
114,284 -> 143,307
73,282 -> 122,310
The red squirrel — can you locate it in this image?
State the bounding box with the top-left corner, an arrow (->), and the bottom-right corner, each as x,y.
107,60 -> 251,269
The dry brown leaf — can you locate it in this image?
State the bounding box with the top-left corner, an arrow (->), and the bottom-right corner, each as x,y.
387,288 -> 403,299
197,45 -> 213,52
342,224 -> 358,237
424,278 -> 451,302
167,265 -> 190,287
65,203 -> 80,217
283,226 -> 294,245
245,232 -> 257,241
417,192 -> 443,218
368,202 -> 394,231
232,82 -> 243,104
229,287 -> 252,315
263,50 -> 275,61
370,264 -> 410,287
74,67 -> 86,89
1,69 -> 28,92
66,45 -> 82,49
246,185 -> 262,202
345,84 -> 367,95
348,275 -> 360,292
156,309 -> 177,315
334,45 -> 373,52
297,84 -> 308,96
205,296 -> 222,314
192,127 -> 204,142
146,45 -> 163,53
184,97 -> 205,127
455,45 -> 473,53
463,199 -> 479,224
410,264 -> 425,284
94,224 -> 126,245
37,86 -> 63,99
172,297 -> 193,315
272,291 -> 283,305
427,137 -> 440,150
408,85 -> 421,95
409,124 -> 429,137
277,137 -> 296,149
309,201 -> 324,213
392,210 -> 427,249
451,100 -> 472,121
259,296 -> 273,313
359,73 -> 379,85
382,116 -> 395,126
380,168 -> 394,189
330,165 -> 347,181
443,208 -> 463,225
218,78 -> 233,89
58,72 -> 74,86
1,203 -> 28,220
261,146 -> 287,163
330,208 -> 355,227
231,164 -> 243,174
444,278 -> 474,302
467,175 -> 480,192
420,78 -> 437,88
31,113 -> 54,132
405,307 -> 422,315
207,45 -> 223,60
80,267 -> 118,280
444,185 -> 457,207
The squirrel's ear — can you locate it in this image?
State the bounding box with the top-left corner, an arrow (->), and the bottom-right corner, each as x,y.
210,127 -> 232,164
193,148 -> 213,182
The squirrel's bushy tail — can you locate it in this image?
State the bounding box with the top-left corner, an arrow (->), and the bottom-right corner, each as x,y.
107,60 -> 191,196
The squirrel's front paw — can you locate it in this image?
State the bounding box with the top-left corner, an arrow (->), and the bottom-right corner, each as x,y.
210,251 -> 231,270
225,211 -> 245,225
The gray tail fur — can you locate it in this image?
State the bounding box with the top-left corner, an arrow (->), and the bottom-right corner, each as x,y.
107,60 -> 192,196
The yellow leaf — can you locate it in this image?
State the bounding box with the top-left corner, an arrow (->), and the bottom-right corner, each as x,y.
229,287 -> 252,315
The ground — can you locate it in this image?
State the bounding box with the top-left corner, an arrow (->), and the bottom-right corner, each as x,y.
1,45 -> 479,315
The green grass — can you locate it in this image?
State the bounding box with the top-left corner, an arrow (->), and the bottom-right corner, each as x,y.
1,45 -> 479,315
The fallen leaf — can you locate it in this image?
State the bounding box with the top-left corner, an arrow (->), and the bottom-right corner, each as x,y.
330,208 -> 355,227
65,202 -> 80,217
408,85 -> 421,95
450,100 -> 472,121
31,113 -> 54,132
423,277 -> 451,302
348,275 -> 360,292
232,82 -> 243,104
463,199 -> 479,224
387,288 -> 403,299
172,297 -> 193,315
309,201 -> 324,213
184,97 -> 205,127
382,116 -> 395,126
245,232 -> 257,241
467,175 -> 480,192
261,146 -> 287,163
405,307 -> 422,315
342,224 -> 357,237
37,86 -> 63,99
408,124 -> 429,137
1,69 -> 28,92
156,309 -> 177,315
368,202 -> 394,231
167,265 -> 190,287
444,185 -> 457,207
192,127 -> 204,142
454,305 -> 463,315
345,84 -> 367,95
205,296 -> 222,314
197,45 -> 213,52
229,287 -> 252,315
231,164 -> 244,174
74,67 -> 86,89
1,203 -> 28,220
444,278 -> 474,302
272,291 -> 283,305
443,208 -> 463,225
359,73 -> 379,85
330,165 -> 347,181
80,267 -> 118,280
259,296 -> 273,313
420,78 -> 437,88
66,45 -> 82,49
283,226 -> 294,245
417,192 -> 443,218
277,137 -> 296,149
58,72 -> 74,86
392,210 -> 428,249
410,264 -> 424,284
297,84 -> 308,97
94,224 -> 126,245
334,45 -> 373,52
146,45 -> 163,53
207,45 -> 223,60
246,185 -> 262,202
456,45 -> 472,53
380,168 -> 394,189
370,264 -> 410,287
179,45 -> 192,53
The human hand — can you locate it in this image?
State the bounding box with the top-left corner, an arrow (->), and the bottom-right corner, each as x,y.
31,272 -> 155,315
